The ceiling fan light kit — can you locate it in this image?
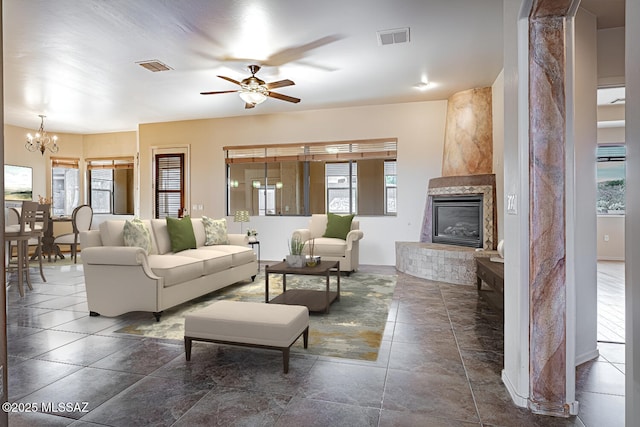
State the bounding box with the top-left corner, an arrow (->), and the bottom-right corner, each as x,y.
201,64 -> 300,108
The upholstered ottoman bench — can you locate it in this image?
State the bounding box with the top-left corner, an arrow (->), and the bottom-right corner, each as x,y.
184,300 -> 309,373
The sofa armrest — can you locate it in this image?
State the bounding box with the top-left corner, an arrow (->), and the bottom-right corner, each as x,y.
227,233 -> 247,246
81,246 -> 149,266
292,229 -> 311,242
345,230 -> 364,251
80,230 -> 103,249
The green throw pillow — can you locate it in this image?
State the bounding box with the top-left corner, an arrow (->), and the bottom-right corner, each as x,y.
323,213 -> 355,240
202,216 -> 229,245
123,218 -> 153,253
166,216 -> 197,252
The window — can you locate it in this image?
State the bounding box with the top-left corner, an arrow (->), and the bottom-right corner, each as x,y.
87,157 -> 134,215
385,160 -> 397,214
326,162 -> 357,214
51,157 -> 80,216
225,138 -> 397,216
596,145 -> 625,215
155,153 -> 185,218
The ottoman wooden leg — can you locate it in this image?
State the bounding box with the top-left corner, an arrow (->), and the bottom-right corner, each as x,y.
283,347 -> 290,374
303,326 -> 309,349
185,337 -> 192,361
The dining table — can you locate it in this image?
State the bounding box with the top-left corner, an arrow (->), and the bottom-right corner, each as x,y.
38,215 -> 73,261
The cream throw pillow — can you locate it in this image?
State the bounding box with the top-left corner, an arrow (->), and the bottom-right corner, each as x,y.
202,216 -> 229,245
123,218 -> 153,253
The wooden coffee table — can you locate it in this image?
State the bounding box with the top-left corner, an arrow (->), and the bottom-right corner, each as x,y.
265,260 -> 340,314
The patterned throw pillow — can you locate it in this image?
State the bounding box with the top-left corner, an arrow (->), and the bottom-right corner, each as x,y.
123,218 -> 153,253
202,216 -> 229,245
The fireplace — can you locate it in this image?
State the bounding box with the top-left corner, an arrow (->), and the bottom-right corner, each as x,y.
420,174 -> 498,250
432,195 -> 483,248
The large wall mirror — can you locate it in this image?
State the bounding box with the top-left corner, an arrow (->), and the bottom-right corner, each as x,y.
226,139 -> 397,217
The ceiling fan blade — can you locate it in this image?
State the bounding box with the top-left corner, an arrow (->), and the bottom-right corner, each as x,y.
200,90 -> 238,95
245,102 -> 256,109
217,75 -> 242,86
267,91 -> 301,104
262,35 -> 343,67
265,79 -> 295,90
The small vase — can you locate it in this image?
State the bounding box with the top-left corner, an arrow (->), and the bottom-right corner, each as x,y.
286,255 -> 305,268
248,236 -> 257,243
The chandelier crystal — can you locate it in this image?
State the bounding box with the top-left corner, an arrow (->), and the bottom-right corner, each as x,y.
25,115 -> 59,155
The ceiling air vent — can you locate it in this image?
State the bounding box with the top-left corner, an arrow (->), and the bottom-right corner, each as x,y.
377,27 -> 410,46
136,60 -> 173,72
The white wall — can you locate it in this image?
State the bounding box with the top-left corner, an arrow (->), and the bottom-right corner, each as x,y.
598,27 -> 625,87
625,0 -> 640,422
501,0 -> 530,408
573,6 -> 599,367
493,70 -> 505,241
137,101 -> 448,266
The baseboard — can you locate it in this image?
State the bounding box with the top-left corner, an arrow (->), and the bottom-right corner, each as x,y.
597,256 -> 625,261
575,348 -> 600,366
502,369 -> 528,408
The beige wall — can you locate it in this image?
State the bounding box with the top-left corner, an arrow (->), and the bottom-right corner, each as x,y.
138,101 -> 448,265
597,216 -> 625,260
4,124 -> 84,202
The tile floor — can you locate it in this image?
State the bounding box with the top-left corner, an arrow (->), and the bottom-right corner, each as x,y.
4,262 -> 625,426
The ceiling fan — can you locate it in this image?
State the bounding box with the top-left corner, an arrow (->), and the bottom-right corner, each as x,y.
200,65 -> 301,109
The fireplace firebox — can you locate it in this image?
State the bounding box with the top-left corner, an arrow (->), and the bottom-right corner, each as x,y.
432,195 -> 483,248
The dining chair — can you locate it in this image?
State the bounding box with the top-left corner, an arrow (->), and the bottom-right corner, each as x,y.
30,203 -> 50,281
4,201 -> 39,296
53,204 -> 93,263
6,207 -> 21,265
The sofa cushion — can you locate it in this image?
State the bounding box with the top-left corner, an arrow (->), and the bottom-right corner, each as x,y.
147,254 -> 204,287
100,219 -> 157,253
166,216 -> 197,253
202,216 -> 230,245
123,218 -> 153,253
200,245 -> 255,267
309,214 -> 328,239
309,237 -> 348,257
323,213 -> 355,240
179,249 -> 233,275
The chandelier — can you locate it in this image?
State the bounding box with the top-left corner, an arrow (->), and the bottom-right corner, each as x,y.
25,115 -> 59,155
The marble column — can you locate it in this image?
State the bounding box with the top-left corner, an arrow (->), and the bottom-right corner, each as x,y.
528,0 -> 575,417
441,87 -> 493,176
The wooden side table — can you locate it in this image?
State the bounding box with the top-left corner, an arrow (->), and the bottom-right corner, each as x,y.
476,257 -> 504,311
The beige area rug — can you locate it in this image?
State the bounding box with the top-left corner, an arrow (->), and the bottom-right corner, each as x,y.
115,272 -> 396,361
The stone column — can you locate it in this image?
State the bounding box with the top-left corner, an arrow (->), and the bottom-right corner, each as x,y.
527,0 -> 575,417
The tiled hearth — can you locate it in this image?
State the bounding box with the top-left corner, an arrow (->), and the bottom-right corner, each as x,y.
395,242 -> 497,286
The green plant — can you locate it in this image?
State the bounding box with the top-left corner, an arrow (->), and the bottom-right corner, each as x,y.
288,236 -> 305,255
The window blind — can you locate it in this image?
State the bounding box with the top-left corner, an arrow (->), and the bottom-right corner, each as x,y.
224,138 -> 397,164
155,153 -> 184,218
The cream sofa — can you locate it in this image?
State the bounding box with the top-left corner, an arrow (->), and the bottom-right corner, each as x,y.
292,214 -> 364,274
80,218 -> 257,321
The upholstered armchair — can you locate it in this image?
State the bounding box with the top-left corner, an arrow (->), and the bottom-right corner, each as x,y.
292,214 -> 364,274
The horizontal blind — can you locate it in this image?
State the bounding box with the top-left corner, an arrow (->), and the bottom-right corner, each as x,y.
86,157 -> 134,170
51,157 -> 79,168
224,138 -> 397,164
155,153 -> 184,218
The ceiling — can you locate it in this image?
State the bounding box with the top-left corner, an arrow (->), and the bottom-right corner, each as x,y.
2,0 -> 624,135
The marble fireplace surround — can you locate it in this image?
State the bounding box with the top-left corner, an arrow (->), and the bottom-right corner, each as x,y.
421,173 -> 497,251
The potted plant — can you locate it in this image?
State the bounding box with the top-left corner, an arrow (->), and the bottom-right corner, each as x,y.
305,238 -> 320,267
247,229 -> 258,243
286,236 -> 306,268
